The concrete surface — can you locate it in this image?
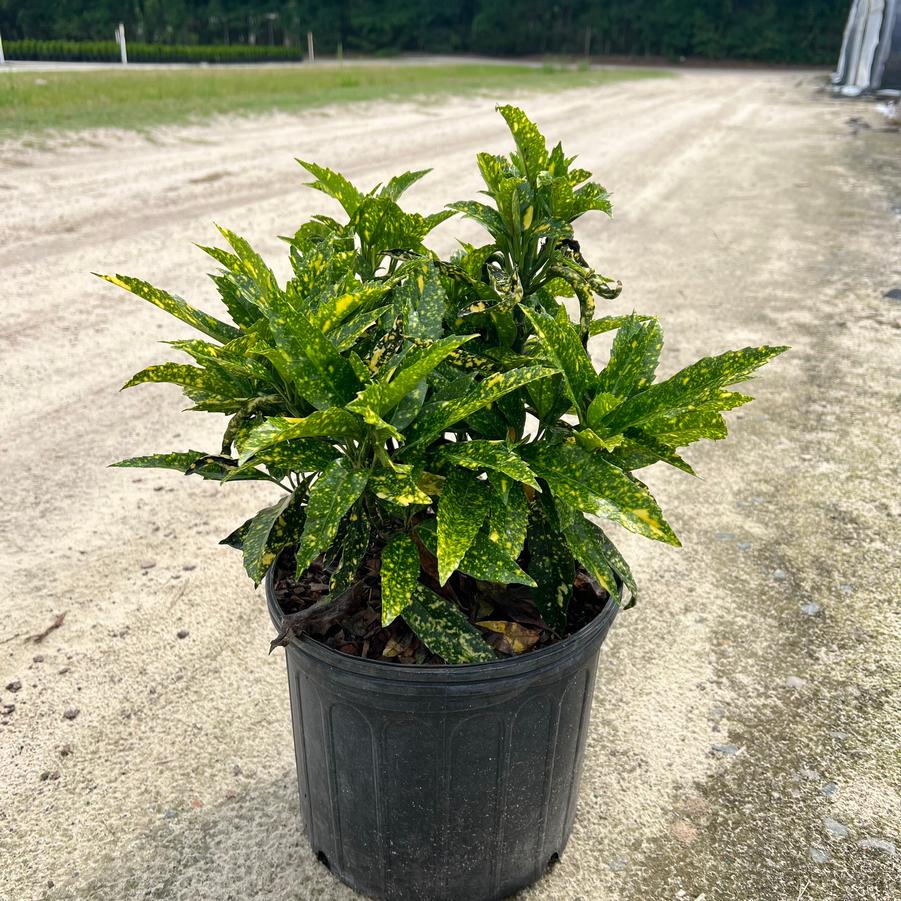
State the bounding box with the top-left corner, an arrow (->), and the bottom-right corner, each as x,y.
1,70 -> 899,901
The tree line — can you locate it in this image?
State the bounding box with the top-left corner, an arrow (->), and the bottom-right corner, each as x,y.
0,1 -> 849,65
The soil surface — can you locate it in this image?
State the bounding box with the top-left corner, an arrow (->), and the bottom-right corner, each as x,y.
1,70 -> 899,901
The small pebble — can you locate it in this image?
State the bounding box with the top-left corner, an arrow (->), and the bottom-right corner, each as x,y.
714,531 -> 735,541
1,704 -> 15,716
858,838 -> 896,855
840,583 -> 854,595
786,676 -> 806,690
6,680 -> 22,693
182,564 -> 196,572
821,782 -> 838,797
736,541 -> 751,551
830,730 -> 850,741
810,846 -> 829,864
801,602 -> 821,616
823,816 -> 849,839
59,744 -> 73,757
40,770 -> 60,782
176,629 -> 190,640
712,743 -> 740,756
32,655 -> 45,664
140,560 -> 156,570
773,569 -> 787,582
233,764 -> 243,777
163,809 -> 178,820
608,858 -> 628,872
62,707 -> 80,721
709,707 -> 726,720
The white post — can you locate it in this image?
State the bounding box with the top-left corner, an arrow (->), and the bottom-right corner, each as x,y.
116,23 -> 128,65
0,30 -> 5,65
307,30 -> 314,63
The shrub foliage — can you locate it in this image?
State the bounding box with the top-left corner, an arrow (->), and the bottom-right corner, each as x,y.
106,106 -> 785,663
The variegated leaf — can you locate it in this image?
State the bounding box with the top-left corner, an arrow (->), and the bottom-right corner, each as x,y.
559,509 -> 620,604
589,314 -> 655,336
436,469 -> 490,585
249,439 -> 339,477
242,493 -> 295,585
381,533 -> 421,626
403,585 -> 495,664
394,261 -> 448,339
381,168 -> 431,201
121,362 -> 234,397
237,410 -> 361,464
97,274 -> 240,344
347,334 -> 476,418
369,468 -> 431,506
294,460 -> 369,577
486,480 -> 529,560
298,160 -> 363,215
497,105 -> 548,184
329,510 -> 370,594
596,315 -> 663,397
111,451 -> 206,473
600,345 -> 788,434
403,365 -> 555,450
521,307 -> 594,413
522,441 -> 681,546
526,500 -> 574,631
417,519 -> 534,586
435,440 -> 539,489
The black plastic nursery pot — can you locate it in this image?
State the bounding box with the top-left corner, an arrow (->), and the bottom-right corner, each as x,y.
265,570 -> 618,901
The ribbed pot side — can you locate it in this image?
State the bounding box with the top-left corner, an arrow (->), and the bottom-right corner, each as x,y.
265,571 -> 618,901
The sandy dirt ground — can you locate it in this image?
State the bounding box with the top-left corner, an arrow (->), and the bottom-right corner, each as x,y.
1,70 -> 899,901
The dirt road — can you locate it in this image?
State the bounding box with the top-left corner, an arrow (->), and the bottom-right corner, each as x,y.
1,70 -> 899,901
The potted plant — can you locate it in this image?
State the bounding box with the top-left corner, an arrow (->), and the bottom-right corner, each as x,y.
104,106 -> 785,901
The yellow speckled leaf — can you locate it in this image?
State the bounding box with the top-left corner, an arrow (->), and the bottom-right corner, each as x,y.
403,585 -> 495,664
381,533 -> 420,626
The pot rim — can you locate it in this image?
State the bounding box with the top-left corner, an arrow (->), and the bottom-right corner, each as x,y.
264,562 -> 619,683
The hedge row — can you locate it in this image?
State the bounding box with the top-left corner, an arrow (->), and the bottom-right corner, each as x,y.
3,40 -> 305,64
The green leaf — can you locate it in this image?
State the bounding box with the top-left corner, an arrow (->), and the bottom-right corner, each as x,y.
242,493 -> 294,586
522,307 -> 594,414
393,261 -> 447,339
586,391 -> 622,429
612,431 -> 696,476
435,440 -> 539,490
97,274 -> 240,344
596,315 -> 663,397
526,500 -> 574,631
446,200 -> 506,240
589,314 -> 655,336
294,460 -> 369,576
381,533 -> 421,626
497,105 -> 549,184
417,519 -> 534,586
436,469 -> 490,586
600,345 -> 788,434
237,410 -> 361,464
369,468 -> 431,506
111,451 -> 206,473
262,287 -> 362,406
522,441 -> 680,546
298,160 -> 363,215
403,585 -> 495,664
329,510 -> 370,594
347,334 -> 476,418
121,362 -> 233,396
381,169 -> 431,201
486,480 -> 529,560
403,365 -> 555,450
559,511 -> 620,604
249,439 -> 339,477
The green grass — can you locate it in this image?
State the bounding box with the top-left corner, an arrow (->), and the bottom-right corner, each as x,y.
0,63 -> 667,138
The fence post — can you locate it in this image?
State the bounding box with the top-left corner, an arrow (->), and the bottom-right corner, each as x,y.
307,31 -> 314,63
0,30 -> 5,65
115,23 -> 128,65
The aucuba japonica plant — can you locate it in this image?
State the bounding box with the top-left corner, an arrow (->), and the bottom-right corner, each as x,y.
104,106 -> 786,664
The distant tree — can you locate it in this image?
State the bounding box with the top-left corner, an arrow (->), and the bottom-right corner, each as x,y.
0,0 -> 851,65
